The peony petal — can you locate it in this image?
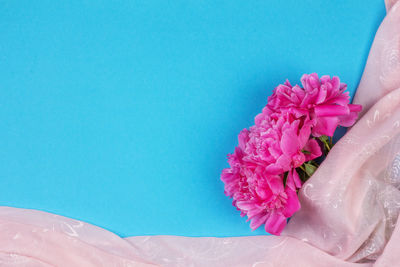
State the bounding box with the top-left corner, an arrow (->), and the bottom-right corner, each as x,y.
220,169 -> 234,183
256,184 -> 272,200
293,169 -> 302,189
303,139 -> 322,161
267,176 -> 285,193
284,79 -> 292,87
247,207 -> 265,220
249,212 -> 269,230
238,129 -> 249,150
338,104 -> 362,127
282,187 -> 301,218
264,212 -> 287,235
265,164 -> 284,175
349,104 -> 363,112
298,120 -> 313,147
308,73 -> 320,88
276,155 -> 291,171
301,74 -> 317,92
312,117 -> 339,137
329,76 -> 341,92
268,145 -> 282,159
338,112 -> 358,127
285,173 -> 295,190
316,85 -> 327,104
286,168 -> 302,190
236,201 -> 256,211
319,75 -> 331,84
280,130 -> 300,156
291,153 -> 305,168
325,91 -> 350,105
314,104 -> 349,117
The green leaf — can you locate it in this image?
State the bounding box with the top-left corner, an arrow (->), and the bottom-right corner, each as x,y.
318,135 -> 329,142
304,163 -> 317,177
318,135 -> 332,151
301,149 -> 311,155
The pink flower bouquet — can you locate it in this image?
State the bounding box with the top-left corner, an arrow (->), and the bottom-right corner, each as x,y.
221,73 -> 362,235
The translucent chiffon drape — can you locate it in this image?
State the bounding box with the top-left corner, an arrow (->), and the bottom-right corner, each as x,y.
1,0 -> 400,266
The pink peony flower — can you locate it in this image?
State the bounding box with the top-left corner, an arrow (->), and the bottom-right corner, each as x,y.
221,74 -> 362,235
221,110 -> 322,235
266,73 -> 362,137
221,131 -> 301,235
250,110 -> 321,188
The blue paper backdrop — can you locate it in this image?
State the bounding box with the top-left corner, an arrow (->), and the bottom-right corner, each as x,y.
0,0 -> 386,237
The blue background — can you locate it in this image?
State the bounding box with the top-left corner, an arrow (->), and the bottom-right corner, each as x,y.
0,0 -> 386,237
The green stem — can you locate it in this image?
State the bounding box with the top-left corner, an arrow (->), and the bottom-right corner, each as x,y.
325,142 -> 331,151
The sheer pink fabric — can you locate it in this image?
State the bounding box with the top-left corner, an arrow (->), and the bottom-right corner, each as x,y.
2,1 -> 400,266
